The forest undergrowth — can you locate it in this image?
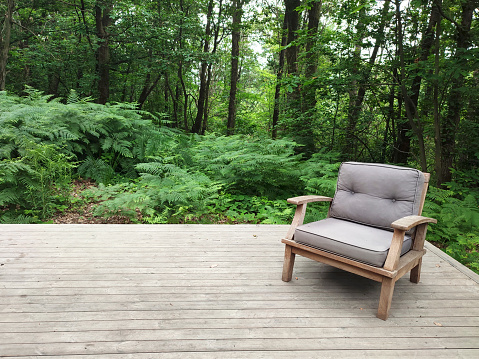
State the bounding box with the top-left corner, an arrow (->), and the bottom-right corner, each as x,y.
1,90 -> 478,273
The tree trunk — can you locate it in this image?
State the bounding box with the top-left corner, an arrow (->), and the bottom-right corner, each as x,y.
0,0 -> 14,91
284,0 -> 301,109
345,1 -> 390,160
392,0 -> 442,166
284,0 -> 307,153
95,3 -> 111,105
344,5 -> 365,160
164,73 -> 170,124
410,1 -> 441,110
201,0 -> 223,134
226,0 -> 243,136
167,78 -> 179,128
201,63 -> 213,135
178,0 -> 189,131
382,76 -> 395,163
298,0 -> 322,155
285,0 -> 300,77
48,72 -> 60,97
433,11 -> 442,185
80,0 -> 94,51
396,1 -> 427,171
192,0 -> 213,134
304,1 -> 321,80
179,62 -> 188,131
272,15 -> 288,139
137,48 -> 162,109
138,73 -> 161,109
439,0 -> 477,185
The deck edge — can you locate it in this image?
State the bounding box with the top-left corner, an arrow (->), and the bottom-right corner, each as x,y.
425,241 -> 479,284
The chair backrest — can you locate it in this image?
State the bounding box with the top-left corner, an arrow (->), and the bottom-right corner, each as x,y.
329,162 -> 426,231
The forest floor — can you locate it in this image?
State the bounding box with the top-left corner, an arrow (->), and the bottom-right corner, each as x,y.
51,179 -> 135,224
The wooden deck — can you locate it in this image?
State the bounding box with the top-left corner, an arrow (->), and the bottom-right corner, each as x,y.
1,224 -> 479,358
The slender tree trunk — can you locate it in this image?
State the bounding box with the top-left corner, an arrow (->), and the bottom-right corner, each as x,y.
164,73 -> 170,123
410,1 -> 441,109
138,73 -> 161,109
344,6 -> 365,160
179,63 -> 188,131
192,0 -> 213,133
396,1 -> 427,171
346,1 -> 390,160
202,0 -> 223,134
298,0 -> 322,155
80,0 -> 94,51
95,3 -> 111,105
173,83 -> 180,127
0,0 -> 14,90
285,0 -> 300,77
393,0 -> 441,165
304,1 -> 321,80
284,0 -> 308,154
382,78 -> 395,163
48,72 -> 60,97
137,49 -> 162,109
120,63 -> 131,102
178,0 -> 189,131
284,0 -> 301,109
226,0 -> 243,136
433,13 -> 442,185
201,63 -> 213,135
272,15 -> 288,139
439,0 -> 477,185
166,76 -> 179,128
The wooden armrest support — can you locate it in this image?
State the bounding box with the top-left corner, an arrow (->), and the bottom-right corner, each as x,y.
384,216 -> 436,271
287,195 -> 333,205
391,215 -> 437,231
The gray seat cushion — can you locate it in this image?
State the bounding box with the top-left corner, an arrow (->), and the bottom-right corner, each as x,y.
295,218 -> 412,267
329,162 -> 425,232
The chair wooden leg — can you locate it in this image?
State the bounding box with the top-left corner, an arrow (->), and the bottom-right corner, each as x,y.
410,258 -> 422,283
377,277 -> 396,320
282,244 -> 296,282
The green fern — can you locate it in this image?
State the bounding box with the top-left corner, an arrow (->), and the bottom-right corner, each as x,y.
0,142 -> 75,222
0,89 -> 185,183
423,185 -> 479,273
84,162 -> 220,222
190,134 -> 303,197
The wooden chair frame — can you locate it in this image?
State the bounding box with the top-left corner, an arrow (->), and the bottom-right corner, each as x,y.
281,173 -> 437,320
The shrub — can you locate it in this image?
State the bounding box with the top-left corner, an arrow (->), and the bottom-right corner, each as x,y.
0,143 -> 74,222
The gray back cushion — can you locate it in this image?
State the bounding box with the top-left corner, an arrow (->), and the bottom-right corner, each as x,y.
329,162 -> 425,231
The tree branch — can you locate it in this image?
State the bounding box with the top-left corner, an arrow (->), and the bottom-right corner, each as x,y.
434,0 -> 460,28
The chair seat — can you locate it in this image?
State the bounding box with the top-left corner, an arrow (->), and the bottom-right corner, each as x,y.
294,218 -> 412,267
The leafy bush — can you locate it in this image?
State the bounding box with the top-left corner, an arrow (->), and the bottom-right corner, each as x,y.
82,162 -> 220,223
0,88 -> 185,184
190,134 -> 303,197
299,151 -> 341,223
423,184 -> 479,273
0,142 -> 74,222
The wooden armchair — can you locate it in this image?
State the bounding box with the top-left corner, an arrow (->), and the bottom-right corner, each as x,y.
281,162 -> 437,320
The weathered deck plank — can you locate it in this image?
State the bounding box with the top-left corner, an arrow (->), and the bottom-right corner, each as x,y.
1,224 -> 479,358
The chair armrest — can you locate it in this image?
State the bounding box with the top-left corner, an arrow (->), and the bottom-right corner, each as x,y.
391,215 -> 437,231
287,195 -> 333,205
384,215 -> 437,271
284,195 -> 333,240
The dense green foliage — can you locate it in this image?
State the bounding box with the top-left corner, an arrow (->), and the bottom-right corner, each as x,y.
423,184 -> 479,272
1,93 -> 477,272
1,1 -> 478,271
